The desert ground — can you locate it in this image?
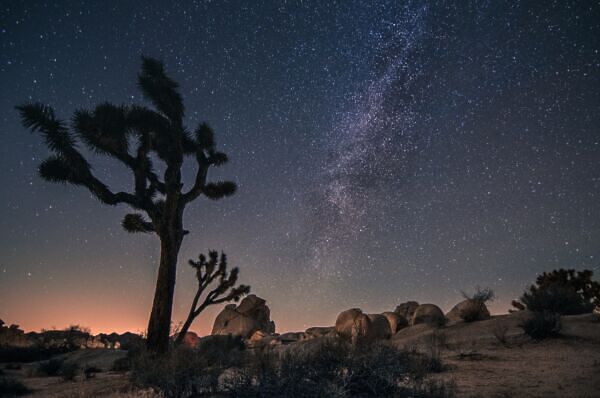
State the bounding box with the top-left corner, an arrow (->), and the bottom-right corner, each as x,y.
2,311 -> 599,398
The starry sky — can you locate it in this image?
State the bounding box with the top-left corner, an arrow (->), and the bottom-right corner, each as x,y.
1,1 -> 599,336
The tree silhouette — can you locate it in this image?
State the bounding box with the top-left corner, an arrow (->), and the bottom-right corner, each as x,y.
175,251 -> 250,345
513,268 -> 600,315
16,57 -> 236,353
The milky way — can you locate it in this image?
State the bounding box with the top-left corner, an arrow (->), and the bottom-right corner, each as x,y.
310,2 -> 429,277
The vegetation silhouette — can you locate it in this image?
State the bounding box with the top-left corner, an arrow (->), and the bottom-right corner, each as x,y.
512,269 -> 600,315
16,57 -> 236,353
175,251 -> 250,345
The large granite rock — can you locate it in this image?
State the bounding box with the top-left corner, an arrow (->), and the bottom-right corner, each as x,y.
382,311 -> 408,334
366,314 -> 393,340
412,304 -> 446,327
211,295 -> 275,338
394,301 -> 420,323
305,326 -> 335,338
335,308 -> 392,344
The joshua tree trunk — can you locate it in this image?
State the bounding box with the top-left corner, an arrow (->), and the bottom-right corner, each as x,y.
146,212 -> 183,353
174,289 -> 202,346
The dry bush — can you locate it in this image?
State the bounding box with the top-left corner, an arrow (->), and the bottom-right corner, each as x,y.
131,337 -> 246,398
131,338 -> 455,398
458,301 -> 486,323
462,287 -> 495,303
60,362 -> 80,382
460,287 -> 494,322
36,358 -> 64,376
520,311 -> 561,340
424,331 -> 446,372
226,339 -> 453,397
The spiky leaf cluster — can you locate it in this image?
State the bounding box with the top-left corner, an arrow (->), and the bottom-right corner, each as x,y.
188,250 -> 251,313
16,56 -> 237,234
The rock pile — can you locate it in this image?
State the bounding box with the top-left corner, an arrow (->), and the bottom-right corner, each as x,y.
211,294 -> 276,338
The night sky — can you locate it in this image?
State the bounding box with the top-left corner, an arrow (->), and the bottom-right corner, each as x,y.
1,1 -> 599,336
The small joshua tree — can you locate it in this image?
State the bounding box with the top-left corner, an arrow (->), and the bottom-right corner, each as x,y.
175,251 -> 250,345
16,57 -> 236,353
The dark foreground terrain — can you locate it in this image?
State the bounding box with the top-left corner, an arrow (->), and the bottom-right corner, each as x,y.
1,312 -> 599,397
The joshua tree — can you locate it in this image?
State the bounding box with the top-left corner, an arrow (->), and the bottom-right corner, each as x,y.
16,57 -> 236,353
175,251 -> 250,345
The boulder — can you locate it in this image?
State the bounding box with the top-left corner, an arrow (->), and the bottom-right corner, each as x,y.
366,314 -> 392,340
446,299 -> 491,323
237,295 -> 266,314
278,332 -> 308,343
179,331 -> 201,348
249,330 -> 269,342
335,308 -> 371,344
211,295 -> 275,338
395,301 -> 420,322
382,311 -> 408,334
305,326 -> 335,338
412,304 -> 446,327
196,334 -> 246,353
335,308 -> 392,344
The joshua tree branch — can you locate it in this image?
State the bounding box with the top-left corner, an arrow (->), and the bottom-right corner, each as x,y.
182,156 -> 209,203
175,251 -> 250,345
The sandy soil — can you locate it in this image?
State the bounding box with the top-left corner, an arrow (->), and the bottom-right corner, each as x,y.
394,312 -> 600,398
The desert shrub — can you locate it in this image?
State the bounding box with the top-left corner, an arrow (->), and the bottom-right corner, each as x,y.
414,379 -> 457,398
194,335 -> 245,368
0,346 -> 70,363
37,358 -> 64,376
459,287 -> 494,323
463,287 -> 495,303
60,362 -> 79,381
520,311 -> 561,340
458,301 -> 486,323
226,339 -> 452,398
513,269 -> 600,315
492,323 -> 510,346
131,338 -> 454,398
111,357 -> 131,372
84,365 -> 101,379
421,331 -> 446,373
0,377 -> 31,396
131,346 -> 214,398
